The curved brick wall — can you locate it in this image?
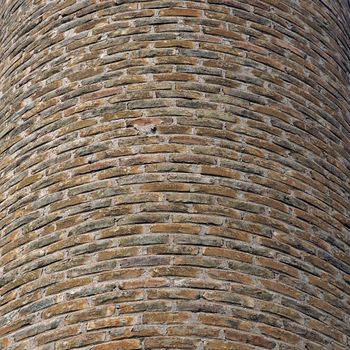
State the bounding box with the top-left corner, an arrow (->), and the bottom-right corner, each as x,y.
1,1 -> 350,349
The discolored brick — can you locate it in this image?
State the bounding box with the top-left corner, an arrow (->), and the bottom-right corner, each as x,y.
0,1 -> 349,350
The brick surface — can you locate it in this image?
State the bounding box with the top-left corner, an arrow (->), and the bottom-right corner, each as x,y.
0,0 -> 349,349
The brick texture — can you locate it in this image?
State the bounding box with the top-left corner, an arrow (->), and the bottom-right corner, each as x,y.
0,1 -> 350,349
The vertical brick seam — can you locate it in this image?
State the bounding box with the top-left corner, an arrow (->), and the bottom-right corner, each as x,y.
0,1 -> 349,349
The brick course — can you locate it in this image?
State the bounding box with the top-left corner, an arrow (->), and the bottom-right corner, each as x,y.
0,0 -> 349,349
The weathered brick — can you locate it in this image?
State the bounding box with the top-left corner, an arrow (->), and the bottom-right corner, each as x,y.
35,325 -> 81,345
0,1 -> 349,350
225,329 -> 276,349
68,67 -> 103,82
144,336 -> 200,349
55,332 -> 105,350
258,324 -> 302,345
160,8 -> 202,17
93,339 -> 141,350
119,300 -> 172,314
65,305 -> 115,325
87,315 -> 137,331
143,311 -> 192,324
46,277 -> 92,296
205,340 -> 254,350
42,299 -> 88,319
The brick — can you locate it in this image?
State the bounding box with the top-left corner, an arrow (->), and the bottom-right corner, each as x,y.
144,336 -> 200,348
205,340 -> 254,350
49,196 -> 86,212
154,73 -> 197,81
256,256 -> 301,278
97,267 -> 144,282
97,246 -> 141,261
260,280 -> 303,300
36,325 -> 81,345
0,1 -> 349,350
258,324 -> 302,345
42,300 -> 89,319
203,247 -> 253,263
201,165 -> 241,179
93,290 -> 144,305
0,338 -> 10,348
119,300 -> 172,314
155,40 -> 195,49
46,277 -> 92,295
68,67 -> 103,82
150,266 -> 201,278
1,270 -> 40,296
93,339 -> 142,350
0,316 -> 33,337
147,288 -> 200,300
143,312 -> 192,324
114,324 -> 162,338
14,320 -> 60,341
225,329 -> 276,349
87,316 -> 137,331
308,319 -> 346,344
160,8 -> 202,17
119,278 -> 170,290
167,324 -> 220,338
151,223 -> 199,235
56,333 -> 105,350
65,305 -> 115,324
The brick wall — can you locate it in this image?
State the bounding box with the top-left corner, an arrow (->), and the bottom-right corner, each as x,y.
0,1 -> 349,349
